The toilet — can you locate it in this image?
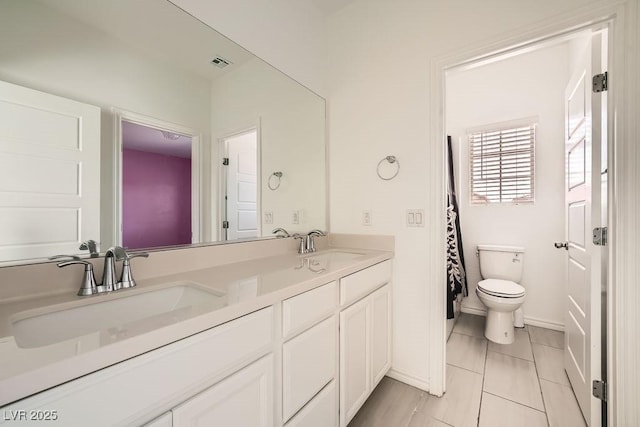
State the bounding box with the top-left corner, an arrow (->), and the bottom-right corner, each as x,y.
476,245 -> 525,344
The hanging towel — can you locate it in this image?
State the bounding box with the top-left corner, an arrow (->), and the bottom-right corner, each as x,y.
446,135 -> 468,319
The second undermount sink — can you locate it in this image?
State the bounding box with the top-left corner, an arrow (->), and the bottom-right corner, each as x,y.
304,250 -> 366,263
11,283 -> 226,349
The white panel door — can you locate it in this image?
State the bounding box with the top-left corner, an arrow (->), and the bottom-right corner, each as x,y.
563,32 -> 604,427
339,296 -> 370,427
0,80 -> 100,261
172,355 -> 273,427
224,130 -> 258,240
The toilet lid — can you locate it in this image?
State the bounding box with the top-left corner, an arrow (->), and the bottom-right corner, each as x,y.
478,279 -> 525,298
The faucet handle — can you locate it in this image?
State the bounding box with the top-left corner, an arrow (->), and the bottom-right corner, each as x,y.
57,260 -> 98,296
49,254 -> 82,261
79,240 -> 99,258
119,252 -> 149,289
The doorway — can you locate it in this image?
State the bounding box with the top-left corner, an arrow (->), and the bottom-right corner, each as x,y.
115,112 -> 201,250
444,26 -> 609,426
219,128 -> 259,241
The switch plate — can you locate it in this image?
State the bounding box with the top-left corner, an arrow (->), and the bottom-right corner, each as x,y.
292,210 -> 300,224
363,210 -> 372,226
264,211 -> 273,224
406,209 -> 425,227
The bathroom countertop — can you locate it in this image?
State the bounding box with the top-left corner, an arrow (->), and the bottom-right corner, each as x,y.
0,247 -> 393,407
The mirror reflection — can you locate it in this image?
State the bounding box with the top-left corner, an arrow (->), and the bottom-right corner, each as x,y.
0,0 -> 326,263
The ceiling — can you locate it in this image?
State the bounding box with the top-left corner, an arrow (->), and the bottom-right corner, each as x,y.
122,121 -> 192,159
36,0 -> 255,81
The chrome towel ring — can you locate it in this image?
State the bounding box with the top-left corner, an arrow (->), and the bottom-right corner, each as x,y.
268,171 -> 283,190
377,155 -> 400,180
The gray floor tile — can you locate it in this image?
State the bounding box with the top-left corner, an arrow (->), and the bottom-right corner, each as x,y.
484,351 -> 544,410
479,392 -> 547,427
411,364 -> 483,427
348,376 -> 423,427
446,332 -> 487,374
452,313 -> 485,338
532,343 -> 570,386
540,379 -> 586,427
488,327 -> 534,361
529,325 -> 564,349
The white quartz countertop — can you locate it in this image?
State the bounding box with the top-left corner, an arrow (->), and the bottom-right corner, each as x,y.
0,247 -> 392,406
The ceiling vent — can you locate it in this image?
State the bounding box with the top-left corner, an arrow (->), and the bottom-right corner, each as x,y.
211,55 -> 232,68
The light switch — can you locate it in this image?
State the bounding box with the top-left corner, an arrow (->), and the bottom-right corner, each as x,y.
407,211 -> 415,225
415,211 -> 423,225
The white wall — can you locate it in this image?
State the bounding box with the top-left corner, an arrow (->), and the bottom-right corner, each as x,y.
170,0 -> 328,97
210,58 -> 327,239
447,43 -> 570,329
0,0 -> 213,250
326,0 -> 625,391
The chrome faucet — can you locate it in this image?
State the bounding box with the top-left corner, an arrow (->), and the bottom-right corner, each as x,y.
57,247 -> 148,296
272,228 -> 290,238
305,230 -> 326,254
101,246 -> 127,292
292,230 -> 326,254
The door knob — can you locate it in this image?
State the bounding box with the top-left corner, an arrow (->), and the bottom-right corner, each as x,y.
554,242 -> 569,250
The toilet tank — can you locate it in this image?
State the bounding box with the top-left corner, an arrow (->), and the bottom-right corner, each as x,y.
477,245 -> 525,283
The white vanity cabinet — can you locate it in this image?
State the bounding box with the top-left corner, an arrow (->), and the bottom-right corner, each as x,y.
1,307 -> 274,427
281,281 -> 338,426
339,261 -> 392,427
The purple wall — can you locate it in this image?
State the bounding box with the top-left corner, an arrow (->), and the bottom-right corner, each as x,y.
122,148 -> 192,250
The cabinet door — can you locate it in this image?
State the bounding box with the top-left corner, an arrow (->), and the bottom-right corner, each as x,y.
173,355 -> 273,427
339,297 -> 370,427
371,284 -> 391,387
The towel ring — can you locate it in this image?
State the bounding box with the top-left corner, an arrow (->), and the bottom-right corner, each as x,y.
376,155 -> 400,180
268,172 -> 283,190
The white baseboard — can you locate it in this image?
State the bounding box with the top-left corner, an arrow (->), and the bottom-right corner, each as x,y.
460,306 -> 564,332
386,368 -> 429,393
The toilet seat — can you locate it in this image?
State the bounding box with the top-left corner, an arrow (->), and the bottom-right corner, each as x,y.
477,279 -> 525,298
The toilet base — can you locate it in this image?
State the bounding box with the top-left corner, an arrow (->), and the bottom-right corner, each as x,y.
485,310 -> 515,344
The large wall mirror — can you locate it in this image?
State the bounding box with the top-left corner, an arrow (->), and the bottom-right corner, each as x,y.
0,0 -> 327,265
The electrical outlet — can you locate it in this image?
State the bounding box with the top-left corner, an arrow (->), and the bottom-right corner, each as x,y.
406,209 -> 425,227
292,210 -> 300,225
264,211 -> 273,224
363,210 -> 372,226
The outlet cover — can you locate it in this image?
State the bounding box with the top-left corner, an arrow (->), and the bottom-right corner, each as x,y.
264,211 -> 273,224
363,210 -> 372,226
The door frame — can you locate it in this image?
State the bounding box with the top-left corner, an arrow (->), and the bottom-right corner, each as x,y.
430,3 -> 636,424
215,121 -> 262,241
113,110 -> 202,247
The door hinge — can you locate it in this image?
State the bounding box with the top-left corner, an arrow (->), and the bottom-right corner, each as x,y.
222,220 -> 229,229
593,227 -> 607,246
593,380 -> 607,401
222,157 -> 229,166
592,72 -> 608,93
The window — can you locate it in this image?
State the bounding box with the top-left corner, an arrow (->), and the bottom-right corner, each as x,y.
469,123 -> 535,204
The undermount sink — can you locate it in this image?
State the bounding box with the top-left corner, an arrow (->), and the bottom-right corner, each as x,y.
11,283 -> 226,349
304,250 -> 365,264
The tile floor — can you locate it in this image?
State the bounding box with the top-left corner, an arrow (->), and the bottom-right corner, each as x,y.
348,313 -> 586,427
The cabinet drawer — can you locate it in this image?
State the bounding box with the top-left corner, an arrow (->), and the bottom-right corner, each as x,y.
283,281 -> 337,339
285,380 -> 337,427
340,260 -> 391,306
283,315 -> 337,422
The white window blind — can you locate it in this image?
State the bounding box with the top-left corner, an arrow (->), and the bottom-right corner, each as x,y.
469,124 -> 535,204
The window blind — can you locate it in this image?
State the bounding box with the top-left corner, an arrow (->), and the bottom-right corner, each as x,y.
469,124 -> 535,204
